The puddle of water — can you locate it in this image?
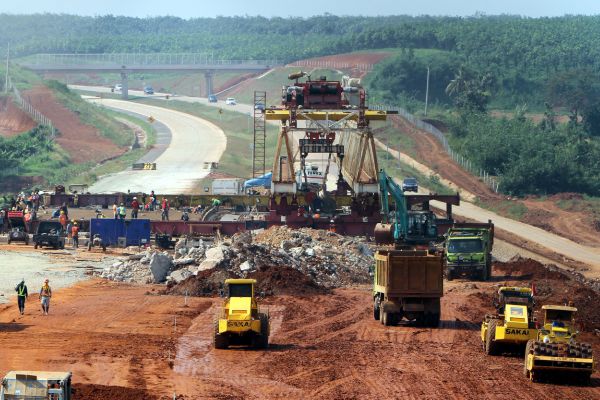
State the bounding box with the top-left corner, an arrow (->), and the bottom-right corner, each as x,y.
0,250 -> 114,304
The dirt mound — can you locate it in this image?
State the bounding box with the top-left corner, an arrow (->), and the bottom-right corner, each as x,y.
23,86 -> 125,163
494,256 -> 568,281
0,96 -> 36,137
72,384 -> 158,400
166,268 -> 234,296
249,264 -> 328,296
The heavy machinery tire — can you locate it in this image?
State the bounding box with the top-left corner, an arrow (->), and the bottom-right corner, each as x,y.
373,297 -> 381,321
524,340 -> 533,378
485,319 -> 498,355
446,271 -> 454,281
60,242 -> 65,250
255,313 -> 269,349
213,321 -> 228,349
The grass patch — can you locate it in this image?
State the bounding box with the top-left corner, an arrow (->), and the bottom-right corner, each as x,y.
373,121 -> 417,158
475,198 -> 529,221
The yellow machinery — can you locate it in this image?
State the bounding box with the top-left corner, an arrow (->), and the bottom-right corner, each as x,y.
214,278 -> 270,349
1,371 -> 72,399
524,305 -> 595,383
481,287 -> 538,355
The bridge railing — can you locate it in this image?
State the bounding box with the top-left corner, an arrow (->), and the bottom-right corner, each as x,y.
27,53 -> 280,67
370,103 -> 500,193
7,75 -> 57,138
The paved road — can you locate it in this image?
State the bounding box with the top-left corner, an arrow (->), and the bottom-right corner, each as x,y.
85,97 -> 226,194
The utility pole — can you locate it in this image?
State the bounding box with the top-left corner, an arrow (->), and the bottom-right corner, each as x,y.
424,66 -> 430,117
5,42 -> 10,94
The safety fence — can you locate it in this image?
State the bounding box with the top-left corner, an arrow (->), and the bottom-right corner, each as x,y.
371,103 -> 500,193
7,76 -> 57,138
287,60 -> 374,72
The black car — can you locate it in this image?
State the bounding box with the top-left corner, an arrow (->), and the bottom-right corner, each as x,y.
402,177 -> 419,192
33,221 -> 66,249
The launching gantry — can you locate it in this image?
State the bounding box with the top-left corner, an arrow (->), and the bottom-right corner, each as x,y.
265,72 -> 395,196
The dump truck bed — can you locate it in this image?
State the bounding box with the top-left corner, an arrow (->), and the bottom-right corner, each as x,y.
374,250 -> 443,298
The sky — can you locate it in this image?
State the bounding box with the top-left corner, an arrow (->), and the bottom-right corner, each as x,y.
0,0 -> 598,18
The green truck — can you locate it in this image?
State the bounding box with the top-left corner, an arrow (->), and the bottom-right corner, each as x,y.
444,220 -> 494,281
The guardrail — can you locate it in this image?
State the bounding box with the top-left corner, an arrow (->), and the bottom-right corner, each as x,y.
371,103 -> 500,193
7,76 -> 57,138
26,53 -> 281,67
287,60 -> 374,72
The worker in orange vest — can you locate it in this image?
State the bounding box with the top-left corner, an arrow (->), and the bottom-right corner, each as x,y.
71,222 -> 79,249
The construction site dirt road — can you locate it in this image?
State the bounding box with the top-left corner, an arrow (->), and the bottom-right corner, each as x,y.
0,264 -> 597,400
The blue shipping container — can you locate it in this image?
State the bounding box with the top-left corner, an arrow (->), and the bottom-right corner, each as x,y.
90,219 -> 151,247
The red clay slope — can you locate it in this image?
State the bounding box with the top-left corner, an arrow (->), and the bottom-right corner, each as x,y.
0,96 -> 36,137
23,86 -> 125,163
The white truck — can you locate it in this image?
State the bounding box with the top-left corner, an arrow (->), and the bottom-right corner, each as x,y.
211,178 -> 245,195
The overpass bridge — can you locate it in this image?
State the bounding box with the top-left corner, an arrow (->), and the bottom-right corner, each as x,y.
18,53 -> 281,99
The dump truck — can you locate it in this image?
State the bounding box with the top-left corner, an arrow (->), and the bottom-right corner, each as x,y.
445,221 -> 494,281
214,278 -> 270,349
481,286 -> 538,355
7,211 -> 29,245
373,249 -> 443,327
0,371 -> 72,399
524,305 -> 595,383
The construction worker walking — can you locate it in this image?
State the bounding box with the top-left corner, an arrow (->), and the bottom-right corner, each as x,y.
15,279 -> 28,315
39,279 -> 52,315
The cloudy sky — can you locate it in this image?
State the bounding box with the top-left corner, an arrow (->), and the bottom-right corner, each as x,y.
0,0 -> 598,18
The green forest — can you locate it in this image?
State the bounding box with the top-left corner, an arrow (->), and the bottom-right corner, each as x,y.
1,13 -> 600,196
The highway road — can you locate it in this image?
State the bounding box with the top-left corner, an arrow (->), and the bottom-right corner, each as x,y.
86,97 -> 226,194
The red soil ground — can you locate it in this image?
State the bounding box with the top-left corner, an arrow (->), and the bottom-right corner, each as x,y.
22,86 -> 125,163
0,96 -> 36,137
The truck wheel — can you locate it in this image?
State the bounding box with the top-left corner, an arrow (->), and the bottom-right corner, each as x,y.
523,340 -> 533,378
60,242 -> 65,250
213,321 -> 228,349
34,243 -> 38,249
485,319 -> 498,355
446,271 -> 454,281
373,297 -> 381,321
429,313 -> 440,328
7,238 -> 11,245
88,242 -> 92,251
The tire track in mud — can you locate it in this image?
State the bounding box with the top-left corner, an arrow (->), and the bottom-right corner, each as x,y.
173,301 -> 301,398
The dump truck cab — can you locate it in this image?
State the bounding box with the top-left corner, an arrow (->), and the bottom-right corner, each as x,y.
214,279 -> 269,349
445,222 -> 493,281
0,371 -> 72,399
481,286 -> 537,355
7,211 -> 29,245
524,305 -> 595,383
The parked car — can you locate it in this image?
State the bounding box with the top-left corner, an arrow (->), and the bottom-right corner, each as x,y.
402,177 -> 419,192
112,84 -> 122,92
144,85 -> 154,95
208,94 -> 218,103
33,221 -> 65,249
225,97 -> 237,105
